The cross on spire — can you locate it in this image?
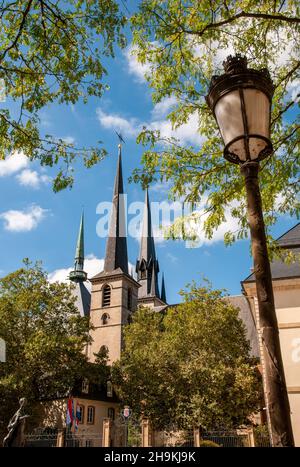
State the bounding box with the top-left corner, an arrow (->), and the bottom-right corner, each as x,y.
115,131 -> 125,147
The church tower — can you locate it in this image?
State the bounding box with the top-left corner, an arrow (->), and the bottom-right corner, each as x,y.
88,144 -> 140,363
69,212 -> 91,318
136,188 -> 167,309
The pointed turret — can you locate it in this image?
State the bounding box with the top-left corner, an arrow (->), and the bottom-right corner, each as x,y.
160,273 -> 166,303
104,144 -> 128,274
69,212 -> 90,317
69,211 -> 87,282
150,260 -> 160,297
136,188 -> 160,298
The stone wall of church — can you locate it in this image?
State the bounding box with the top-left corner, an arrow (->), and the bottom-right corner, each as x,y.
89,276 -> 138,364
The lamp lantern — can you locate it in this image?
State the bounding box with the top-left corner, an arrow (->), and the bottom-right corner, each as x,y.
206,54 -> 274,164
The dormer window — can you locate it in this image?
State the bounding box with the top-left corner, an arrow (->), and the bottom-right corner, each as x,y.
107,381 -> 113,398
102,284 -> 111,307
82,378 -> 89,394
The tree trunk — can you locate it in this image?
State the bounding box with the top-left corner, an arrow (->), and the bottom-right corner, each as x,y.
241,161 -> 294,447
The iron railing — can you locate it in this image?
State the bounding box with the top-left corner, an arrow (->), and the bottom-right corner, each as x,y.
25,431 -> 103,447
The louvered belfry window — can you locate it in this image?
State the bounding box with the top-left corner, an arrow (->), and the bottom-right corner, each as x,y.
102,284 -> 111,307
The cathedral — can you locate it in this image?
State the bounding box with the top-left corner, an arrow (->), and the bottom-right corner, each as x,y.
39,143 -> 300,446
69,143 -> 167,364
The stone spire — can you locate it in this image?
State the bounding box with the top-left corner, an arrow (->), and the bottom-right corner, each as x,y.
69,211 -> 87,282
150,259 -> 160,297
104,144 -> 128,274
136,188 -> 159,297
160,273 -> 166,303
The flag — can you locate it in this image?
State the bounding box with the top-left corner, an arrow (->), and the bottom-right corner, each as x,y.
75,403 -> 81,431
66,398 -> 74,427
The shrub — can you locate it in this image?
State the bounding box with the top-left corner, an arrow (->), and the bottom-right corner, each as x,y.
200,440 -> 220,447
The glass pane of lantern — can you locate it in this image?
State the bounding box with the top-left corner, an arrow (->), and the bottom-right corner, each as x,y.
214,90 -> 244,146
244,88 -> 270,137
243,89 -> 270,159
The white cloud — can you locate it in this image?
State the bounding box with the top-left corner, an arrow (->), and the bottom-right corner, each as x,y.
16,169 -> 51,189
48,254 -> 104,284
151,181 -> 171,193
287,79 -> 300,102
0,151 -> 52,189
61,136 -> 75,145
123,44 -> 152,83
97,107 -> 204,147
151,96 -> 178,119
0,151 -> 28,177
179,200 -> 243,248
166,252 -> 178,263
96,109 -> 140,138
48,266 -> 73,284
0,205 -> 48,232
49,255 -> 136,284
149,112 -> 204,146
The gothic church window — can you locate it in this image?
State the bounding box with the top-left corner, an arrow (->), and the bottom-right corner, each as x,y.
102,284 -> 111,307
140,260 -> 146,279
101,313 -> 110,325
99,345 -> 108,357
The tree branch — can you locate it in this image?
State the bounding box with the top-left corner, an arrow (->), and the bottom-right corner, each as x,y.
181,11 -> 300,37
0,0 -> 33,62
271,94 -> 300,126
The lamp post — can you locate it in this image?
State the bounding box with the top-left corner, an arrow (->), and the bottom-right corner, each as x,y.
206,54 -> 294,447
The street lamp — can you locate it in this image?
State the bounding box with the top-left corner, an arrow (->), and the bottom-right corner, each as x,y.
206,54 -> 294,447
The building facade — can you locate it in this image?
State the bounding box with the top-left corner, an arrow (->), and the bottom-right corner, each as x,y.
242,223 -> 300,446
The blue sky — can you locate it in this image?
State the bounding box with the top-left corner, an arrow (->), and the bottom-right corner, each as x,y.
0,3 -> 298,304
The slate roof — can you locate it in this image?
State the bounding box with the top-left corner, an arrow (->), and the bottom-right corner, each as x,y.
276,222 -> 300,248
73,281 -> 91,317
226,295 -> 260,358
72,379 -> 119,403
136,189 -> 161,300
103,146 -> 128,274
243,223 -> 300,282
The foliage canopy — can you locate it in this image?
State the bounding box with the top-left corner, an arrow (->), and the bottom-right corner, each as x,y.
113,282 -> 261,430
130,0 -> 300,248
0,0 -> 126,190
0,260 -> 108,433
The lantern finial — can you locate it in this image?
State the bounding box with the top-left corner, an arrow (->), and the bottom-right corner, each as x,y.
223,54 -> 248,74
